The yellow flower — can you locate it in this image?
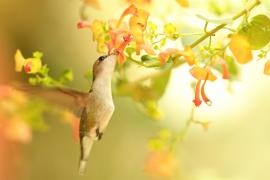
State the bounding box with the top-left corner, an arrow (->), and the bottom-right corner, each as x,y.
24,58 -> 42,74
14,49 -> 26,72
189,67 -> 217,107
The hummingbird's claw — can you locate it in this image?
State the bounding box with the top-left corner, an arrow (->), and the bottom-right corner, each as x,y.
95,128 -> 103,140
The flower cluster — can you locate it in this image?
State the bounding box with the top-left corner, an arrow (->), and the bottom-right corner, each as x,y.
78,1 -> 270,108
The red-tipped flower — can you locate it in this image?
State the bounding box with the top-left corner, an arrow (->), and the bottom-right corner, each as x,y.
221,62 -> 230,79
114,34 -> 133,64
193,80 -> 202,107
190,67 -> 217,107
201,73 -> 212,106
77,21 -> 91,29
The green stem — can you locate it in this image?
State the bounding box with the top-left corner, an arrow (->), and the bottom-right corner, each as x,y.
170,106 -> 196,152
180,32 -> 204,36
190,0 -> 261,48
127,0 -> 260,68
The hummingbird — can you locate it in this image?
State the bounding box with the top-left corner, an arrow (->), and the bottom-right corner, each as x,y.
14,54 -> 117,174
78,54 -> 117,174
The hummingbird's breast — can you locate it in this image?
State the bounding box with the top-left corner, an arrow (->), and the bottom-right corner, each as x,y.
81,91 -> 114,137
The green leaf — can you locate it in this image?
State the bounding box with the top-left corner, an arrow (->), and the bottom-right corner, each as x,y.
125,47 -> 136,56
169,33 -> 179,41
213,56 -> 239,80
160,38 -> 167,47
60,69 -> 73,82
141,55 -> 156,62
238,15 -> 270,50
39,65 -> 49,76
164,23 -> 177,35
143,70 -> 171,100
28,77 -> 38,85
142,100 -> 162,120
148,21 -> 157,31
115,70 -> 171,120
22,100 -> 48,131
140,55 -> 160,67
32,51 -> 43,59
148,138 -> 163,150
225,55 -> 239,80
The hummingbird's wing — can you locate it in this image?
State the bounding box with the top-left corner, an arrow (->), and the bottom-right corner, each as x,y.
13,84 -> 89,117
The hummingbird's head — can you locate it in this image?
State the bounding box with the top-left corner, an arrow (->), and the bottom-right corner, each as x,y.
92,55 -> 117,80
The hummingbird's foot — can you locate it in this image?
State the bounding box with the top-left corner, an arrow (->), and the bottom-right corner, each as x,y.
95,128 -> 103,140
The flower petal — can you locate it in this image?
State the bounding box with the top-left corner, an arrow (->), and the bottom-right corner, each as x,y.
189,66 -> 217,81
83,0 -> 101,9
181,46 -> 195,66
158,48 -> 181,65
24,58 -> 42,74
176,0 -> 189,8
77,21 -> 91,29
264,60 -> 270,75
14,50 -> 26,72
117,4 -> 138,28
229,34 -> 253,64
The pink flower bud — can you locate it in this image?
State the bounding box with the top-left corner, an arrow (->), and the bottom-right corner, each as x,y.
77,21 -> 91,29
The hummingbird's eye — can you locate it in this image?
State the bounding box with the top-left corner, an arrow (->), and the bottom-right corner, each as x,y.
98,55 -> 107,62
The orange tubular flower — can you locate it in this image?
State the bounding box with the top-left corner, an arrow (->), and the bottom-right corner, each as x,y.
212,55 -> 230,79
190,67 -> 217,107
114,34 -> 134,64
129,8 -> 155,55
201,73 -> 212,106
105,28 -> 133,64
193,80 -> 202,107
221,62 -> 230,79
158,48 -> 181,65
158,47 -> 195,66
106,29 -> 130,54
264,60 -> 270,75
116,4 -> 138,28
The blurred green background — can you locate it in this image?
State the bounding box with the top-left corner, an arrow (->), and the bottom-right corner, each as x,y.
1,0 -> 270,180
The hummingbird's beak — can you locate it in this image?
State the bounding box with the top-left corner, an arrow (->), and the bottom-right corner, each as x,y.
98,53 -> 117,62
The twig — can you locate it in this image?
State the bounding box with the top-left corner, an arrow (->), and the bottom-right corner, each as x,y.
170,106 -> 196,152
190,0 -> 261,48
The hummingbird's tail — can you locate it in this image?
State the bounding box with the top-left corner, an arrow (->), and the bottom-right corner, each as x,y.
79,136 -> 94,175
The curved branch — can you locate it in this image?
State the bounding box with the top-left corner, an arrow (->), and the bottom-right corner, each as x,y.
190,0 -> 261,48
